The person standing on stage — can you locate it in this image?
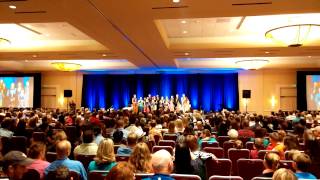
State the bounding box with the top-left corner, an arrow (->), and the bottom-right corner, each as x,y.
138,97 -> 144,113
164,97 -> 169,112
132,94 -> 138,114
144,97 -> 150,113
174,94 -> 179,106
169,96 -> 175,112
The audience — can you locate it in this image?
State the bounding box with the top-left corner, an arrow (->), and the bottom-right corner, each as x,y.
88,138 -> 117,172
73,129 -> 98,157
258,152 -> 280,177
117,132 -> 138,155
105,162 -> 135,180
144,149 -> 174,180
128,142 -> 152,173
26,142 -> 50,179
45,140 -> 87,180
293,152 -> 317,179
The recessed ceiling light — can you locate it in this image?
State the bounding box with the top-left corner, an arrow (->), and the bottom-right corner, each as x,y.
25,60 -> 29,62
102,54 -> 107,57
308,56 -> 312,58
32,55 -> 37,58
9,5 -> 16,9
172,0 -> 180,3
184,52 -> 190,56
181,20 -> 187,24
265,51 -> 270,54
182,30 -> 188,34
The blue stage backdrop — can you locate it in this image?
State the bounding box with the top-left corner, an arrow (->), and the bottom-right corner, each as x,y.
81,73 -> 239,112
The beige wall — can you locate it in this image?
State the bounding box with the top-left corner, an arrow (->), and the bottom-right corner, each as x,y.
238,69 -> 296,115
41,72 -> 83,109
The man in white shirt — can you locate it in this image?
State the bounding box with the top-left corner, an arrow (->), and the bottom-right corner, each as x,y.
73,129 -> 98,157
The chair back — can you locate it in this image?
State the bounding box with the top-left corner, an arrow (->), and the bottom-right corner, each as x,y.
245,141 -> 254,150
88,170 -> 108,180
205,158 -> 232,179
32,132 -> 46,142
46,152 -> 57,162
218,136 -> 230,147
114,145 -> 121,154
257,150 -> 279,160
163,134 -> 177,141
152,146 -> 173,155
153,134 -> 161,145
171,174 -> 201,180
203,147 -> 224,158
223,141 -> 235,158
116,155 -> 130,162
251,177 -> 272,180
202,141 -> 219,149
228,149 -> 250,175
237,159 -> 264,180
159,140 -> 175,148
11,136 -> 28,153
74,154 -> 95,170
209,175 -> 243,180
239,137 -> 250,144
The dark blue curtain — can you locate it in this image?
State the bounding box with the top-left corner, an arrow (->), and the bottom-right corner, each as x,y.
81,73 -> 239,112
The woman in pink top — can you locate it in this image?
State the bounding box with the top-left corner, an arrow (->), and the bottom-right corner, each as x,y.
27,142 -> 50,179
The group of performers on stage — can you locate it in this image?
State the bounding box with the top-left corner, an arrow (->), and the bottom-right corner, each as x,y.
131,94 -> 191,114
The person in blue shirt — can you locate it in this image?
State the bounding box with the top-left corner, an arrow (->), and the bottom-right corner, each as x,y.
293,152 -> 317,179
45,140 -> 87,180
198,129 -> 217,149
143,149 -> 174,180
117,133 -> 138,155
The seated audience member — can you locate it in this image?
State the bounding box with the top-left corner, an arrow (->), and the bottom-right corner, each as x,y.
45,140 -> 87,180
3,151 -> 34,180
198,129 -> 217,148
293,153 -> 317,179
144,149 -> 174,180
89,112 -> 100,126
128,142 -> 153,173
22,169 -> 40,180
284,135 -> 299,151
27,142 -> 50,179
238,120 -> 255,138
186,135 -> 217,160
88,138 -> 117,172
117,132 -> 138,155
148,120 -> 163,142
228,129 -> 239,142
272,168 -> 297,180
112,129 -> 125,145
105,162 -> 135,180
73,129 -> 98,157
250,138 -> 264,159
47,166 -> 72,180
234,139 -> 243,149
258,152 -> 280,177
175,135 -> 206,180
93,126 -> 104,145
175,119 -> 184,133
0,118 -> 14,138
267,132 -> 281,150
165,121 -> 177,135
112,118 -> 129,140
125,118 -> 144,138
47,130 -> 68,152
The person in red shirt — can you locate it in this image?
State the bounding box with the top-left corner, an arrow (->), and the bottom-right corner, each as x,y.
89,112 -> 100,126
238,120 -> 255,138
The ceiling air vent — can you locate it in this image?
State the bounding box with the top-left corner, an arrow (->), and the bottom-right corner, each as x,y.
152,5 -> 189,10
15,10 -> 47,14
232,1 -> 272,6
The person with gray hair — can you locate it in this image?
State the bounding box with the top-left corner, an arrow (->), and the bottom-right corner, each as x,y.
45,140 -> 87,180
143,149 -> 174,180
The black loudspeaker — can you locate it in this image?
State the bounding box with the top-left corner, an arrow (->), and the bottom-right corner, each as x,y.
242,90 -> 251,98
64,90 -> 72,98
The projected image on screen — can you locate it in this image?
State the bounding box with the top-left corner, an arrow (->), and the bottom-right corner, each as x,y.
0,77 -> 34,108
307,75 -> 320,110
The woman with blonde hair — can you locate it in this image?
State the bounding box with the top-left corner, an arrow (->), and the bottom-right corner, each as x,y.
272,168 -> 297,180
88,138 -> 117,172
175,119 -> 184,133
128,142 -> 153,173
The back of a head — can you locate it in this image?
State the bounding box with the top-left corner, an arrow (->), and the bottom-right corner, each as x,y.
28,142 -> 46,159
264,152 -> 280,170
95,138 -> 115,164
116,119 -> 124,128
269,132 -> 280,142
113,130 -> 124,144
254,128 -> 267,138
228,129 -> 239,140
151,149 -> 173,174
150,120 -> 156,128
293,152 -> 311,172
174,142 -> 192,173
234,140 -> 243,149
54,131 -> 67,142
129,142 -> 152,172
127,133 -> 138,146
254,138 -> 264,150
82,129 -> 94,144
203,129 -> 211,137
56,140 -> 71,158
185,135 -> 198,151
272,168 -> 297,180
242,120 -> 250,128
105,162 -> 134,180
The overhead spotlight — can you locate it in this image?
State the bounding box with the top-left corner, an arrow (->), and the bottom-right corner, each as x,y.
308,56 -> 312,58
25,60 -> 29,62
102,54 -> 107,57
32,55 -> 37,58
182,30 -> 188,34
265,51 -> 270,54
172,0 -> 180,3
9,5 -> 16,9
184,52 -> 190,56
181,20 -> 187,24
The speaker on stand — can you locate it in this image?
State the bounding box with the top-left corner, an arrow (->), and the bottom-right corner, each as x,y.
64,90 -> 72,111
242,90 -> 251,113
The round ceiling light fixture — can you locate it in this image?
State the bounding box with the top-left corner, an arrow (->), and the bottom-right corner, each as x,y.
235,59 -> 269,70
51,62 -> 82,71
